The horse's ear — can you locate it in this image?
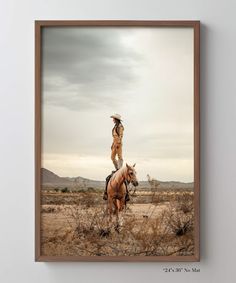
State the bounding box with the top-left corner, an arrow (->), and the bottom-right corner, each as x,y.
126,163 -> 130,169
133,163 -> 136,167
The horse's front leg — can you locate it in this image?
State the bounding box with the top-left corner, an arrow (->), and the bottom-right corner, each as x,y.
107,197 -> 113,221
115,199 -> 125,232
118,197 -> 125,226
119,197 -> 126,212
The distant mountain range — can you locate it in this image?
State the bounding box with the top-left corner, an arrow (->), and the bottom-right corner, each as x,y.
41,168 -> 194,191
41,168 -> 105,189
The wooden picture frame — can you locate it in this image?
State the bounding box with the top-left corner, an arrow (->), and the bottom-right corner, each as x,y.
35,20 -> 200,262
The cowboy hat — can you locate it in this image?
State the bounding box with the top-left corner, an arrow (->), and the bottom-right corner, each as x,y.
110,113 -> 122,121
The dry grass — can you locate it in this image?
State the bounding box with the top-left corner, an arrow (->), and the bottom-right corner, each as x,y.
41,186 -> 194,257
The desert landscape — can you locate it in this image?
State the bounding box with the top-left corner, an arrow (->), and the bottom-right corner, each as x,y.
40,168 -> 195,257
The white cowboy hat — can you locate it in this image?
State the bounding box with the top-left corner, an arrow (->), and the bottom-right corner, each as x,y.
110,113 -> 123,121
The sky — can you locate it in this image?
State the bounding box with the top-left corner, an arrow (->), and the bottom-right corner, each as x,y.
41,26 -> 194,182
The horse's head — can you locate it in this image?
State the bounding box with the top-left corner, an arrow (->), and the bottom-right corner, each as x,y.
125,163 -> 139,187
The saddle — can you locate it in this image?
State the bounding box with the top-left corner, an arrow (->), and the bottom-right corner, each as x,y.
105,170 -> 118,192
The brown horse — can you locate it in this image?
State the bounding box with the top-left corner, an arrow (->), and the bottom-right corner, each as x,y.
107,163 -> 138,220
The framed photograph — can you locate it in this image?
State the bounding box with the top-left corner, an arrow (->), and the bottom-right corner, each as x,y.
35,20 -> 200,262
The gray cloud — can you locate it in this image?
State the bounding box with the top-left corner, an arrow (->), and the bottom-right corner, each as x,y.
42,27 -> 143,110
124,131 -> 193,160
41,27 -> 194,182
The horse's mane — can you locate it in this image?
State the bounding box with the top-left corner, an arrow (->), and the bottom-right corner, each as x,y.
111,166 -> 127,182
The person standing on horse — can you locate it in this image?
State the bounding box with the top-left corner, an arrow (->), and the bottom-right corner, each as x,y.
110,113 -> 124,170
103,114 -> 130,201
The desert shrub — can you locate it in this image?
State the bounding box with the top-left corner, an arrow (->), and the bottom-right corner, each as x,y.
41,206 -> 55,213
178,200 -> 193,214
61,187 -> 69,193
165,205 -> 194,237
175,192 -> 194,213
87,187 -> 95,192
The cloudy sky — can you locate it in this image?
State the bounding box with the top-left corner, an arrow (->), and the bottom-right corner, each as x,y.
41,26 -> 194,182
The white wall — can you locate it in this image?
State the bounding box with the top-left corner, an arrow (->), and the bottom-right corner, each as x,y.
0,0 -> 235,282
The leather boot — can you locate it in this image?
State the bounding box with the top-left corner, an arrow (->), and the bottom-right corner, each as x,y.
112,160 -> 119,170
103,191 -> 108,200
103,173 -> 114,200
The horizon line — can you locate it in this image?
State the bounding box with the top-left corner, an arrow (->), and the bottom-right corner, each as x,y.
41,167 -> 194,184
